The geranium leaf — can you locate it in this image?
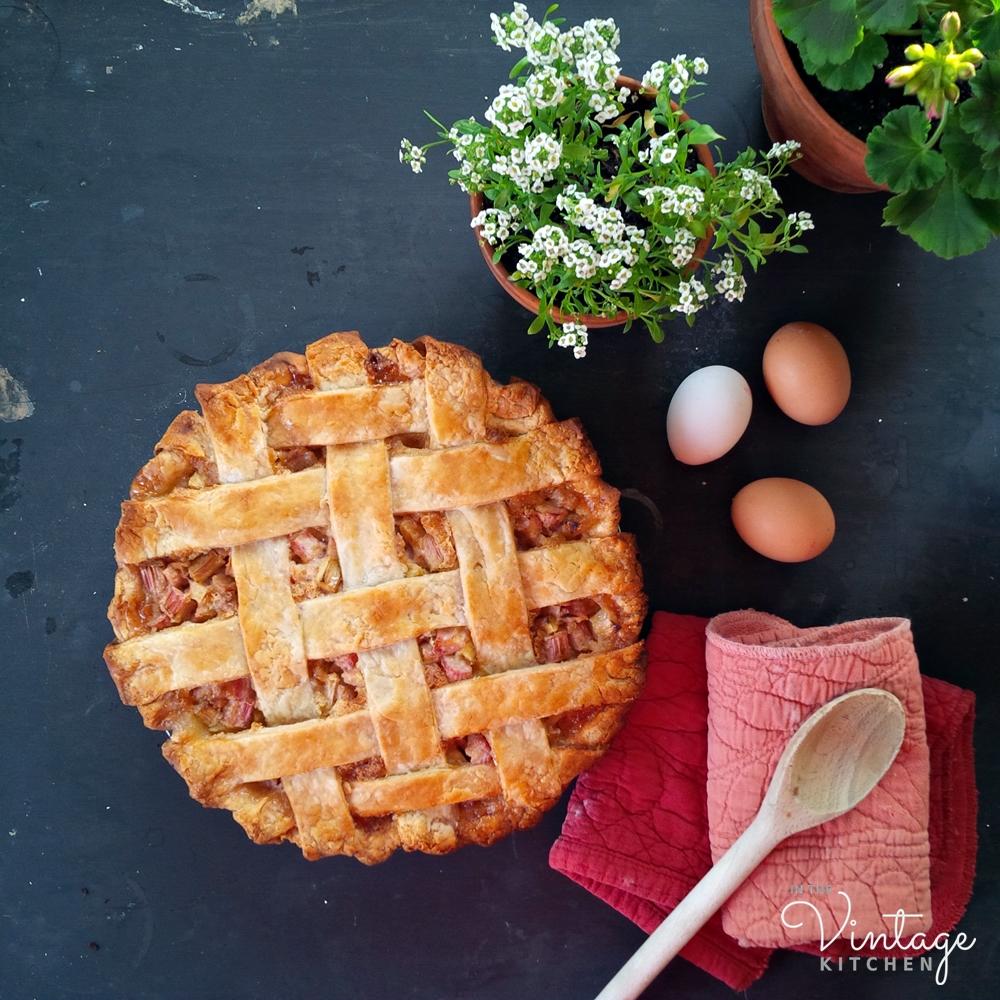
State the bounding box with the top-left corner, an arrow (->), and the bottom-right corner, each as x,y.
772,0 -> 863,67
972,12 -> 1000,53
942,118 -> 1000,199
883,171 -> 997,257
856,0 -> 922,32
960,61 -> 1000,153
866,106 -> 947,191
805,30 -> 888,90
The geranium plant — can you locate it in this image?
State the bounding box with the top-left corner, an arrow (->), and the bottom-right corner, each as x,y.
399,4 -> 813,356
773,1 -> 1000,257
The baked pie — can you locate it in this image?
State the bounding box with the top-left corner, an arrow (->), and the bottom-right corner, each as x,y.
105,333 -> 646,863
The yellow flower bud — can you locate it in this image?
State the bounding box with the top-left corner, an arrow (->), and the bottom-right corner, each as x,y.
885,64 -> 919,87
940,11 -> 961,42
904,43 -> 924,61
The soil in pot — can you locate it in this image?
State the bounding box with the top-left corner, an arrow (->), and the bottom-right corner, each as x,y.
785,34 -> 969,140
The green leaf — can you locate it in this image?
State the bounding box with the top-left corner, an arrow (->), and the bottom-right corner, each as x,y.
866,106 -> 948,191
855,0 -> 921,32
527,312 -> 547,335
645,318 -> 665,343
973,13 -> 1000,53
561,142 -> 592,164
772,0 -> 863,67
684,122 -> 725,144
942,120 -> 1000,198
508,55 -> 531,80
883,170 -> 998,257
805,31 -> 888,91
961,61 -> 1000,152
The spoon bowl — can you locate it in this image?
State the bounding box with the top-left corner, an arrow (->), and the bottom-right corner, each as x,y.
765,687 -> 907,834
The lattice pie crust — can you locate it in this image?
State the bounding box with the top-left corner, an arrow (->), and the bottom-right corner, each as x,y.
105,333 -> 646,863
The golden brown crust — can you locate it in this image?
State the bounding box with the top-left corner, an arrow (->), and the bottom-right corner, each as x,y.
106,333 -> 646,862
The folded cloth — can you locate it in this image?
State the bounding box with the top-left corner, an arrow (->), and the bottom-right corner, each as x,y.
549,611 -> 977,990
706,612 -> 931,948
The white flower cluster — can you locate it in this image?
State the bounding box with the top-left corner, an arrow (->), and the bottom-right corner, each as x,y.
711,254 -> 747,303
516,224 -> 569,282
765,139 -> 801,160
490,2 -> 531,51
637,132 -> 679,167
557,321 -> 589,359
639,183 -> 705,219
640,54 -> 708,95
739,167 -> 778,204
398,138 -> 426,174
672,276 -> 710,316
470,205 -> 520,244
488,7 -> 627,124
787,211 -> 815,233
664,227 -> 698,268
515,195 -> 644,293
525,65 -> 567,109
485,83 -> 533,137
491,132 -> 563,193
448,126 -> 490,192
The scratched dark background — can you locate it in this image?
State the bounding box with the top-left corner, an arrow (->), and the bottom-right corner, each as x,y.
1,1 -> 997,998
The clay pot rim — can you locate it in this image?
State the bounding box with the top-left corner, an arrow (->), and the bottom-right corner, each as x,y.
469,74 -> 719,329
754,0 -> 883,182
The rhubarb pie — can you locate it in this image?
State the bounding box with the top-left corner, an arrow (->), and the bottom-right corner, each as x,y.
105,333 -> 646,863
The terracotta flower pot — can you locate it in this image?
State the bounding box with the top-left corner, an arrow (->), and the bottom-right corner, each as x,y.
468,75 -> 718,328
749,0 -> 888,194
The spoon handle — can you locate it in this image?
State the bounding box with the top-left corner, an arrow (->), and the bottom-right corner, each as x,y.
595,814 -> 778,1000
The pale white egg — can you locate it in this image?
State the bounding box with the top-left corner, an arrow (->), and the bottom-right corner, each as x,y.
666,365 -> 753,465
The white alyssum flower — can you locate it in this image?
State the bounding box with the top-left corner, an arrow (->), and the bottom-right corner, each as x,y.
787,211 -> 815,232
672,276 -> 710,315
712,254 -> 747,303
563,239 -> 598,279
524,17 -> 563,65
666,54 -> 691,95
640,183 -> 704,218
692,57 -> 709,75
470,206 -> 519,244
739,167 -> 777,203
485,83 -> 532,137
765,138 -> 801,160
638,133 -> 679,166
490,3 -> 530,51
641,60 -> 668,90
609,266 -> 632,291
525,65 -> 567,109
557,321 -> 589,359
515,224 -> 570,284
665,227 -> 697,268
492,131 -> 562,193
399,138 -> 426,174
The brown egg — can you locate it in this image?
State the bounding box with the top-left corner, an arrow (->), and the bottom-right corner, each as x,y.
763,322 -> 851,425
731,478 -> 836,563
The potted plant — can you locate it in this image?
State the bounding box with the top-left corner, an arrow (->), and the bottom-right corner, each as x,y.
399,4 -> 812,356
752,0 -> 999,258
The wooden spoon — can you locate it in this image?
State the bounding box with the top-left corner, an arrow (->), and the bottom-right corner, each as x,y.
595,687 -> 906,1000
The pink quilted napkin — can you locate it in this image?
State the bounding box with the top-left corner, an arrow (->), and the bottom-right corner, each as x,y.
705,611 -> 932,948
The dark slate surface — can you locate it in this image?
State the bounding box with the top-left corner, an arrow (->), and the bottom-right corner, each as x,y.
1,1 -> 997,998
